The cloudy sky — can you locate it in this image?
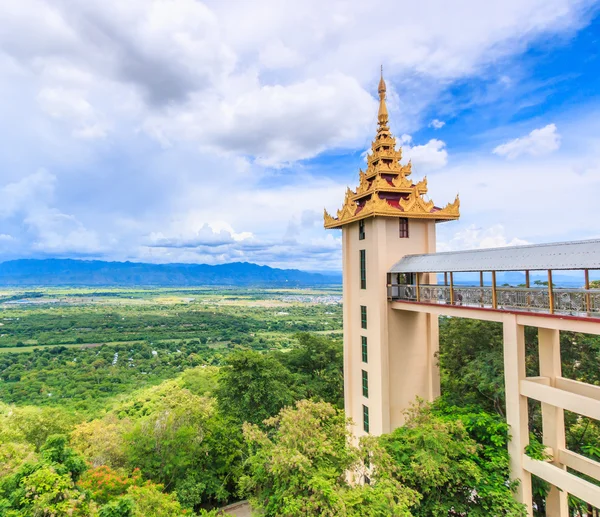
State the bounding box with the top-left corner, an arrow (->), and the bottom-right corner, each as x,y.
1,0 -> 599,271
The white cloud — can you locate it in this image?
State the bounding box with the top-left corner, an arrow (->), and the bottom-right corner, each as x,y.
0,0 -> 597,267
0,170 -> 102,258
26,210 -> 102,255
439,224 -> 529,252
430,119 -> 445,129
0,170 -> 56,218
403,138 -> 448,171
259,40 -> 304,69
0,0 -> 591,161
143,73 -> 376,165
493,123 -> 561,159
431,131 -> 600,248
0,235 -> 14,254
147,223 -> 251,248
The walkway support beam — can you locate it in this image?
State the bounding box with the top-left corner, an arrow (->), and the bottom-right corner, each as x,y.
538,328 -> 568,516
503,314 -> 533,516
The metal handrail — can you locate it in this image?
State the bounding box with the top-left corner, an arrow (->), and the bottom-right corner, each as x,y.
388,283 -> 600,316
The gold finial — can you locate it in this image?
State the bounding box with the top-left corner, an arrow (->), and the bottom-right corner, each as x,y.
378,65 -> 386,94
377,66 -> 388,127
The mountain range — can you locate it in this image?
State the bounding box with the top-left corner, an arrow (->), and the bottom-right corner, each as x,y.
0,259 -> 342,287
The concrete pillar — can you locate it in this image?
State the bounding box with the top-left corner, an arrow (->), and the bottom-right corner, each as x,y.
503,314 -> 533,515
341,227 -> 355,436
538,327 -> 568,516
428,313 -> 440,400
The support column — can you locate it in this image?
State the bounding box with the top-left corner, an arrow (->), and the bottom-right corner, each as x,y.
428,313 -> 440,400
538,328 -> 568,516
503,314 -> 533,515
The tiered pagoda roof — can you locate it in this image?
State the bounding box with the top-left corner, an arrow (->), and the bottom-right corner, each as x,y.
324,71 -> 460,229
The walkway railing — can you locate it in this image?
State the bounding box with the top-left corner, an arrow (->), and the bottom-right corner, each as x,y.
388,283 -> 600,317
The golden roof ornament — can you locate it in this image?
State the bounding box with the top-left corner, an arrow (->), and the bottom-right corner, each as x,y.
377,65 -> 389,127
324,68 -> 460,229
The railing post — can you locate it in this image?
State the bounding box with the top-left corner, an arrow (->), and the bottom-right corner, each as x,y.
492,271 -> 498,309
479,271 -> 484,306
585,269 -> 591,314
449,272 -> 454,305
525,270 -> 530,309
548,270 -> 554,314
416,273 -> 420,302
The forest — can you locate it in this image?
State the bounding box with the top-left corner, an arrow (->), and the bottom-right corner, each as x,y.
0,288 -> 599,516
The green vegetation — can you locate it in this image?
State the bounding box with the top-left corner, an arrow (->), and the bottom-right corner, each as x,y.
0,287 -> 598,515
0,287 -> 342,412
241,400 -> 418,516
438,318 -> 600,516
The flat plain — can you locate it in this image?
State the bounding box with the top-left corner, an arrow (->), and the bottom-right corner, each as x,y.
0,286 -> 342,411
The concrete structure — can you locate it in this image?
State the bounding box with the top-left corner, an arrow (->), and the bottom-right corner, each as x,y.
325,71 -> 600,515
324,69 -> 459,436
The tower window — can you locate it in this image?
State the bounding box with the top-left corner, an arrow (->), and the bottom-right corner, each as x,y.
359,220 -> 365,240
360,250 -> 366,289
363,405 -> 370,433
399,218 -> 409,238
360,306 -> 367,329
361,336 -> 368,363
362,370 -> 369,398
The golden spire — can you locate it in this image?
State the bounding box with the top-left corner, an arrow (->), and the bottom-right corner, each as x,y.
323,68 -> 460,229
377,65 -> 388,127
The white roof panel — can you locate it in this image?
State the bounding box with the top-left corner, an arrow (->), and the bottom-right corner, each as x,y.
390,239 -> 600,273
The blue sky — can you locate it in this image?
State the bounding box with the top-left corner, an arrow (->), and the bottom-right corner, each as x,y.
0,0 -> 599,271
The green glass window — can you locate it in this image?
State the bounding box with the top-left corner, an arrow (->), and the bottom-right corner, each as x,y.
363,405 -> 370,433
361,336 -> 368,363
360,305 -> 367,329
360,250 -> 366,289
362,370 -> 369,398
359,219 -> 365,240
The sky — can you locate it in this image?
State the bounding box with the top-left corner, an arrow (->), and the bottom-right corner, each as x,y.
0,0 -> 599,272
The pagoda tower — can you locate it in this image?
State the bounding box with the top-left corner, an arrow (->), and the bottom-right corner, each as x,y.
325,70 -> 459,437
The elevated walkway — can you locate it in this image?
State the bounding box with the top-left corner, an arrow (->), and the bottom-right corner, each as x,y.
388,238 -> 600,515
388,238 -> 600,320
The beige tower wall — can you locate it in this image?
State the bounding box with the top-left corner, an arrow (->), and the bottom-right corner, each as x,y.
387,309 -> 440,429
342,215 -> 438,438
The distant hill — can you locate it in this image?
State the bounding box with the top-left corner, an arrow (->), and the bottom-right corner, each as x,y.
0,259 -> 342,287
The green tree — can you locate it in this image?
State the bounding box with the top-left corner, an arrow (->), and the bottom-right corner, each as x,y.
240,399 -> 418,516
380,401 -> 526,516
0,404 -> 77,451
122,381 -> 242,509
0,441 -> 37,477
277,332 -> 344,407
99,497 -> 135,517
17,464 -> 91,516
71,413 -> 131,468
0,434 -> 91,516
216,350 -> 298,425
123,383 -> 212,487
127,484 -> 187,516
